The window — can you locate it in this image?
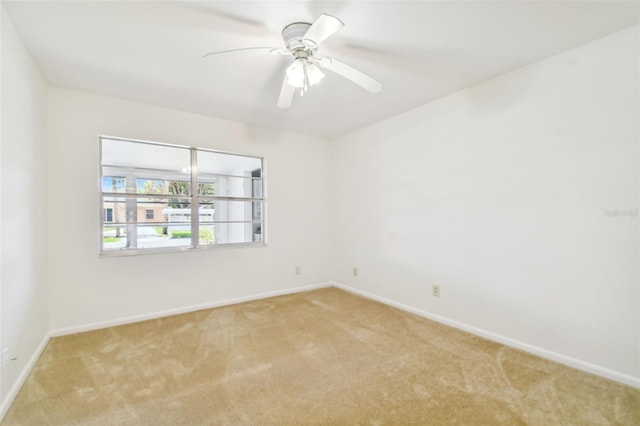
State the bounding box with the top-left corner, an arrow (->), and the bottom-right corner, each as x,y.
100,136 -> 265,255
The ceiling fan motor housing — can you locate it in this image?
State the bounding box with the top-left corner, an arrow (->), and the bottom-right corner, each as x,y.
282,22 -> 315,54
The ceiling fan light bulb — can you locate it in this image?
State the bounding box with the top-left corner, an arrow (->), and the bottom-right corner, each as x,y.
306,62 -> 325,86
285,60 -> 306,88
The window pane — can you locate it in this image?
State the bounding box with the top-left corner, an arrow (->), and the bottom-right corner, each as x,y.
136,178 -> 192,196
200,222 -> 259,245
137,224 -> 191,249
198,176 -> 261,198
102,139 -> 190,172
101,173 -> 191,195
102,198 -> 127,224
162,204 -> 192,235
101,197 -> 193,251
196,180 -> 216,197
197,150 -> 261,177
102,176 -> 126,193
136,178 -> 191,197
199,200 -> 262,222
103,225 -> 127,250
198,200 -> 263,246
102,224 -> 192,251
103,197 -> 191,224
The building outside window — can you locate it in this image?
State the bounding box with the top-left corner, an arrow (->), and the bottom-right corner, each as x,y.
100,136 -> 264,255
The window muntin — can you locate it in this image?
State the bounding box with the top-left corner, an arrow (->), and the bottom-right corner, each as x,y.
100,137 -> 264,255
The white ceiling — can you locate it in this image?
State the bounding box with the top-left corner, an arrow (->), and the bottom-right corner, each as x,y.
4,0 -> 639,138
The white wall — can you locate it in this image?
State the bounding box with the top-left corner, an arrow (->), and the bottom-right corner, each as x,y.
331,26 -> 639,382
46,88 -> 332,331
0,9 -> 49,405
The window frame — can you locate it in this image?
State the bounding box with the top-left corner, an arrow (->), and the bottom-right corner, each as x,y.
99,135 -> 266,257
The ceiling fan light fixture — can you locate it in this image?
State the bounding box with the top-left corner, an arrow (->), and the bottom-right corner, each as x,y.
286,58 -> 325,90
306,62 -> 325,86
285,59 -> 306,87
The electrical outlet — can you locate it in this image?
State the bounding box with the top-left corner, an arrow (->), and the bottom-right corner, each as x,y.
432,285 -> 440,297
295,266 -> 301,275
353,267 -> 358,277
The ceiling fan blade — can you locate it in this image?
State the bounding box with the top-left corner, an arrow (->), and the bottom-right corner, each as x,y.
314,57 -> 382,93
302,14 -> 344,48
203,47 -> 289,59
277,77 -> 295,109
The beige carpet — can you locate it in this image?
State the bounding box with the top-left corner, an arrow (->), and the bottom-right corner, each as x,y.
3,287 -> 639,425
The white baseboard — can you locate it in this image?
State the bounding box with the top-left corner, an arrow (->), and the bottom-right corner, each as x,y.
331,282 -> 640,389
50,282 -> 332,337
0,331 -> 52,422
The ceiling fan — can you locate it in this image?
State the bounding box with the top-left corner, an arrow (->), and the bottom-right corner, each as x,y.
203,14 -> 382,109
